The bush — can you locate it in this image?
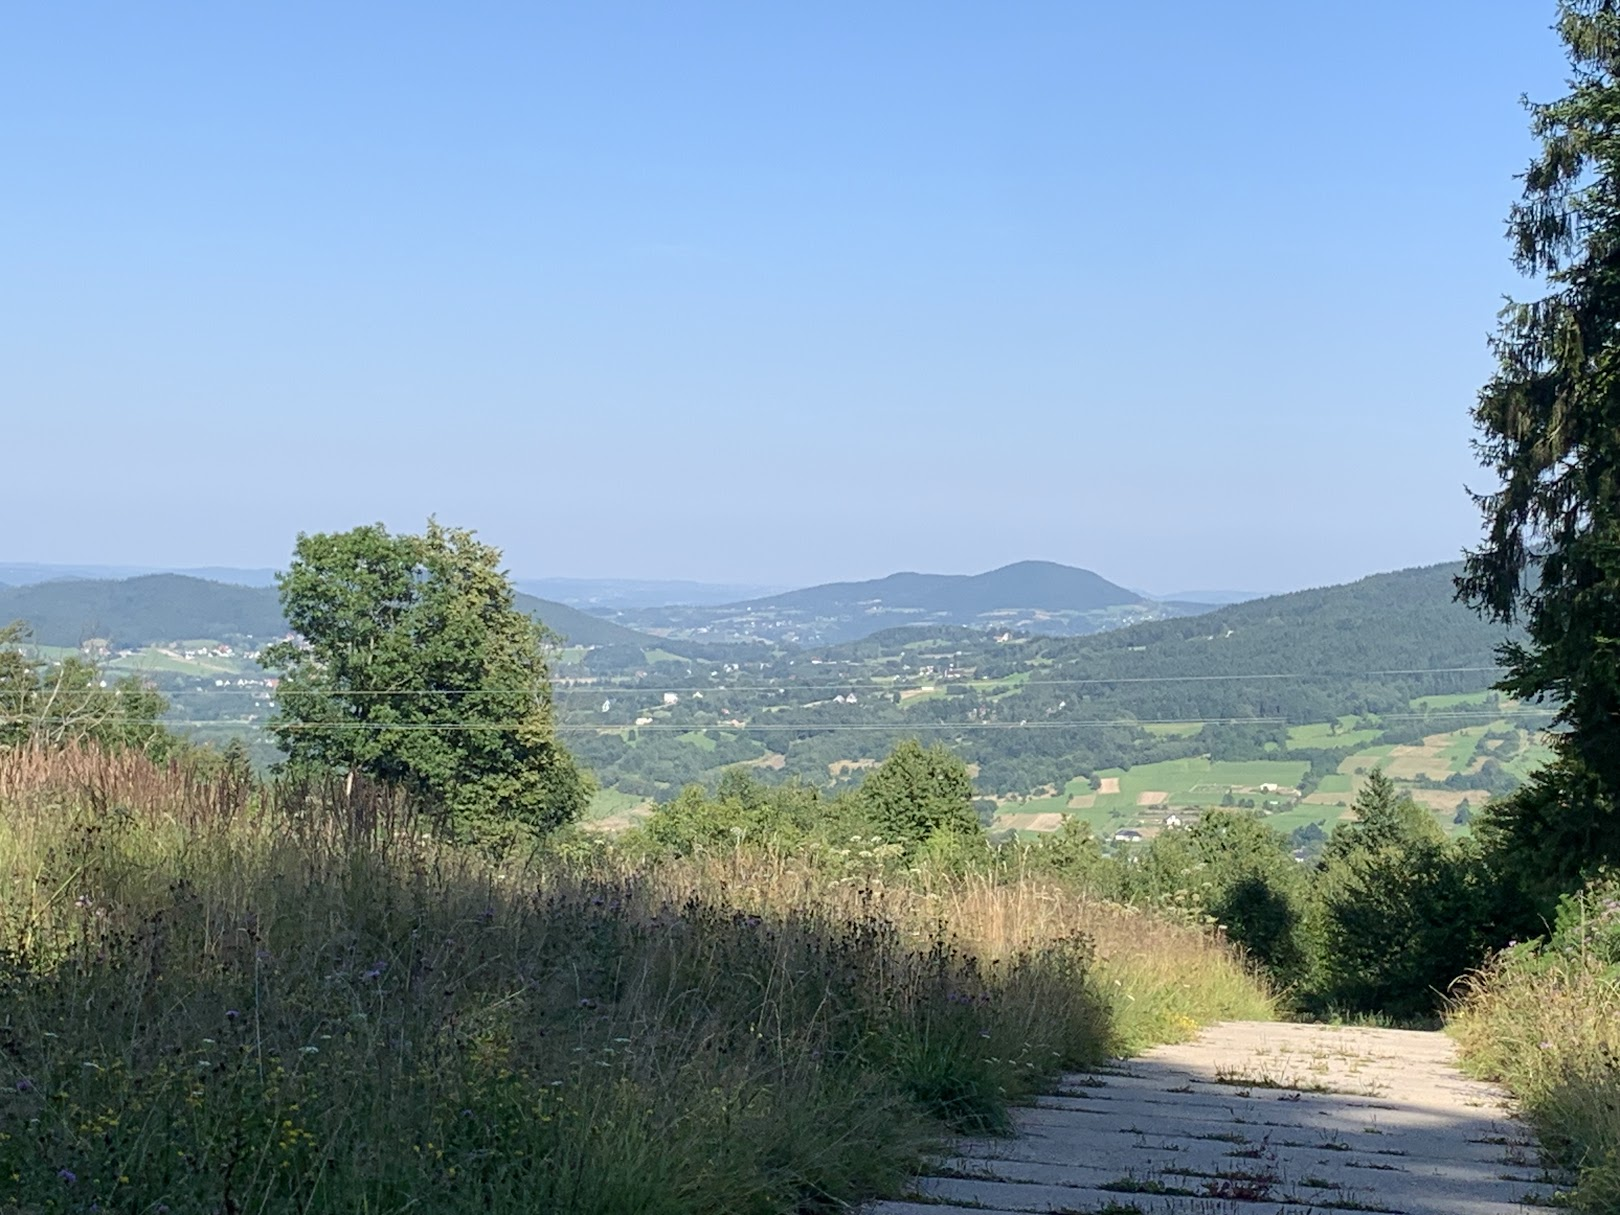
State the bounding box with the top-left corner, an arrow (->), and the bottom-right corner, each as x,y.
640,771 -> 829,855
1120,811 -> 1311,988
1306,771 -> 1486,1018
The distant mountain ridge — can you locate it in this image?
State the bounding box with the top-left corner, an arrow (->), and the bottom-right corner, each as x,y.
612,560 -> 1209,645
0,575 -> 663,652
0,564 -> 781,606
753,561 -> 1140,615
514,577 -> 787,609
0,563 -> 282,588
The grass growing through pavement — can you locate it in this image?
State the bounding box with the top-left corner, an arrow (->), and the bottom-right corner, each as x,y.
0,746 -> 1270,1215
1449,879 -> 1620,1213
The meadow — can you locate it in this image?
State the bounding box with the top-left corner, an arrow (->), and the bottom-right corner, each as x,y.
0,746 -> 1271,1215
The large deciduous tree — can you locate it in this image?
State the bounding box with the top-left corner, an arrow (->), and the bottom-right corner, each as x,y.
1459,1 -> 1620,896
261,521 -> 588,838
859,738 -> 979,850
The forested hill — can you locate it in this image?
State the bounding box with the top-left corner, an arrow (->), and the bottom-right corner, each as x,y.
610,559 -> 1206,645
1012,561 -> 1501,679
761,560 -> 1143,615
825,561 -> 1511,722
0,575 -> 674,653
0,576 -> 288,647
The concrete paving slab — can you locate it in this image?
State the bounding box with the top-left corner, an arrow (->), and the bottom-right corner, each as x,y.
865,1020 -> 1566,1215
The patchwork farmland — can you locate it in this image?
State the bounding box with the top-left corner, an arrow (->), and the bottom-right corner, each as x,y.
988,713 -> 1552,845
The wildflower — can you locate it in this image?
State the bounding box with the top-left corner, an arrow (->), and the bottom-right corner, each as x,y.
57,1169 -> 77,1184
362,963 -> 386,981
225,1009 -> 241,1020
300,1046 -> 319,1055
14,1079 -> 33,1093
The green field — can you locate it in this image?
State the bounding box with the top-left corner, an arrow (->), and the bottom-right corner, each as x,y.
1410,691 -> 1497,711
107,647 -> 256,677
1503,735 -> 1557,779
584,786 -> 648,821
1440,727 -> 1488,770
1338,744 -> 1395,774
1091,757 -> 1310,807
1260,803 -> 1346,835
1286,719 -> 1382,749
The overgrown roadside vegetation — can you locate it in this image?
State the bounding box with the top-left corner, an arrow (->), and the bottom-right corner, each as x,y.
1445,2 -> 1620,1207
0,746 -> 1269,1215
1450,876 -> 1620,1213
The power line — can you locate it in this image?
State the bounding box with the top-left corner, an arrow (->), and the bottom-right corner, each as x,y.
55,665 -> 1510,696
18,708 -> 1555,733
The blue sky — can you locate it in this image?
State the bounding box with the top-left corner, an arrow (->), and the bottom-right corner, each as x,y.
0,2 -> 1569,592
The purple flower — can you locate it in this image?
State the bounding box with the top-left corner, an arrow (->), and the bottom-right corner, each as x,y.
361,963 -> 386,981
57,1169 -> 76,1184
15,1078 -> 33,1093
225,1009 -> 241,1020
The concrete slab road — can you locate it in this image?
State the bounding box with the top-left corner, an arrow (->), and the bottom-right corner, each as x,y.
868,1020 -> 1565,1215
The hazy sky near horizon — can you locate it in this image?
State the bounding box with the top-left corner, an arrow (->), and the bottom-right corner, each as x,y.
2,3 -> 1570,593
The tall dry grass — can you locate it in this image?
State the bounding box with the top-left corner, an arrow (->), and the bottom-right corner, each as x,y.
0,747 -> 1270,1214
1450,891 -> 1620,1213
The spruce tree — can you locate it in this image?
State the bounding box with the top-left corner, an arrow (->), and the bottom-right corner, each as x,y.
1460,1 -> 1620,892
